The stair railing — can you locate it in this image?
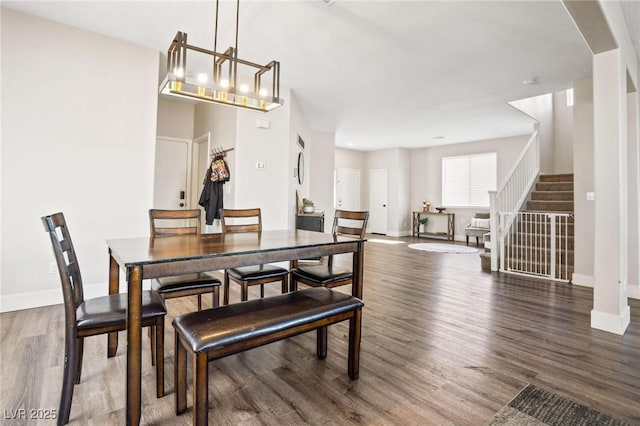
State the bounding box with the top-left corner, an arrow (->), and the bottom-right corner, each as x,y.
488,130 -> 540,271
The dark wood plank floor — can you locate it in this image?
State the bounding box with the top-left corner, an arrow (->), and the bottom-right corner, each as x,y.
1,236 -> 639,425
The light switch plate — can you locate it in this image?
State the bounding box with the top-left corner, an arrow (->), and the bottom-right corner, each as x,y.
586,192 -> 595,201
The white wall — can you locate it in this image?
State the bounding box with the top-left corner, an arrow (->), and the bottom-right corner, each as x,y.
410,135 -> 529,240
1,9 -> 159,311
234,90 -> 291,231
553,91 -> 574,173
289,92 -> 312,229
510,93 -> 555,173
310,130 -> 336,233
572,77 -> 595,287
157,98 -> 195,139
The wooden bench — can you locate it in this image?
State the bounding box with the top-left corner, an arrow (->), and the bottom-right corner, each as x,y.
172,287 -> 364,425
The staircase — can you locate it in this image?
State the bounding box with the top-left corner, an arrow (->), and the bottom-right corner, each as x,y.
501,173 -> 574,281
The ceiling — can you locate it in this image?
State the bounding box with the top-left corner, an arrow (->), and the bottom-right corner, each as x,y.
3,1 -> 638,151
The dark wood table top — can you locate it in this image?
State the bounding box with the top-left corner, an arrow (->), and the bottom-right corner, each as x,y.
107,229 -> 362,269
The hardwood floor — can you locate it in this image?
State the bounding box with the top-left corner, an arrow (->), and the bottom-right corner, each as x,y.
1,236 -> 639,425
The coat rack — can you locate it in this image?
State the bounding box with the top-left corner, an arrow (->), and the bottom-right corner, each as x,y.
211,147 -> 234,158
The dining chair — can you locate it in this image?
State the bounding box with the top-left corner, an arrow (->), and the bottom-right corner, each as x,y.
149,209 -> 221,310
220,208 -> 289,304
42,212 -> 166,426
290,210 -> 369,291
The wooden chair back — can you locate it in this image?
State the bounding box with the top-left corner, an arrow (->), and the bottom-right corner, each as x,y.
332,210 -> 369,239
220,208 -> 262,233
323,210 -> 368,269
42,212 -> 84,323
149,209 -> 202,237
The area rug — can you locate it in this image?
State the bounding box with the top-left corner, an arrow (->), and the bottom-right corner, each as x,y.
488,384 -> 631,426
407,243 -> 478,254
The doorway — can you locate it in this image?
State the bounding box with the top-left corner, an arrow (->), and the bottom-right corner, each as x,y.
335,168 -> 360,210
369,169 -> 388,234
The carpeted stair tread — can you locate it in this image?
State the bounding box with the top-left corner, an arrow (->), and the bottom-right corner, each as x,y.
531,191 -> 574,201
538,173 -> 574,183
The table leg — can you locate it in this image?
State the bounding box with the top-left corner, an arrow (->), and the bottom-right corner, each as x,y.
108,252 -> 119,358
352,241 -> 365,300
127,266 -> 143,426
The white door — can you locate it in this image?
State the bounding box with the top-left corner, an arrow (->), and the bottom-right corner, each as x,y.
154,137 -> 190,209
369,169 -> 388,234
191,133 -> 211,209
335,168 -> 360,210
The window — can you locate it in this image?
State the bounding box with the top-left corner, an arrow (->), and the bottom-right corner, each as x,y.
442,152 -> 497,207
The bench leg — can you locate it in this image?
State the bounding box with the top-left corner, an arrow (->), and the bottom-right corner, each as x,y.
193,352 -> 209,426
348,308 -> 362,380
316,326 -> 328,359
175,331 -> 187,415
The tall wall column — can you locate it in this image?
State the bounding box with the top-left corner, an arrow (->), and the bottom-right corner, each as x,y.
591,48 -> 630,334
627,90 -> 640,299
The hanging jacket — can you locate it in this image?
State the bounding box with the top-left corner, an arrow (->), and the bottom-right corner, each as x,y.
199,166 -> 225,225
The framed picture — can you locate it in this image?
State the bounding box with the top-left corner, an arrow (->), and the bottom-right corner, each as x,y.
297,152 -> 304,185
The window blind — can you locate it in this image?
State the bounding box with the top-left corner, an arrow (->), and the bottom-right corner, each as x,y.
442,152 -> 497,207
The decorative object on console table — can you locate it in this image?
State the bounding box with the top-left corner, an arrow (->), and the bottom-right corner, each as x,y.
419,216 -> 429,233
422,200 -> 430,212
412,211 -> 455,240
435,206 -> 446,213
302,198 -> 315,213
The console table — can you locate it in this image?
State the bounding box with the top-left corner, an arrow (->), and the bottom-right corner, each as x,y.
296,212 -> 325,232
412,211 -> 455,240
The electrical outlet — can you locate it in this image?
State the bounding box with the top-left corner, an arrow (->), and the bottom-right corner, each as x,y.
49,262 -> 57,274
586,192 -> 595,201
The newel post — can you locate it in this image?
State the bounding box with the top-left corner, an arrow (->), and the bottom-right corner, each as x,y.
488,190 -> 498,271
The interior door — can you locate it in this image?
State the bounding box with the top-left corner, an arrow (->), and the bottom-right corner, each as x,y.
369,169 -> 388,234
154,137 -> 190,210
335,168 -> 360,210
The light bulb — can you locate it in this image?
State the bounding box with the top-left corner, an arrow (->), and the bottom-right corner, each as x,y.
197,73 -> 208,84
174,67 -> 184,78
258,88 -> 268,97
220,79 -> 229,88
239,84 -> 249,93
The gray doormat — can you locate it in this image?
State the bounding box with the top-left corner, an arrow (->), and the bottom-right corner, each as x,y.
488,384 -> 632,425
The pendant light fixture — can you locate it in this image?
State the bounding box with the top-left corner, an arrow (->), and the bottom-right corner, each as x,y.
159,0 -> 282,112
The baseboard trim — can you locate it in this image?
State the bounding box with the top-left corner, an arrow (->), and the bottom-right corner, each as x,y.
387,230 -> 411,237
0,281 -> 124,313
572,273 -> 594,287
590,306 -> 631,335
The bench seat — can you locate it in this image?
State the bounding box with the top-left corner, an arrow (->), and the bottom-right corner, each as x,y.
173,287 -> 364,425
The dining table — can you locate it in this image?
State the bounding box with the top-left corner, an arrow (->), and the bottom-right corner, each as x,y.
105,228 -> 366,426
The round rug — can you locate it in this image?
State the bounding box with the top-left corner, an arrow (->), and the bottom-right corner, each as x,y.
408,243 -> 478,254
